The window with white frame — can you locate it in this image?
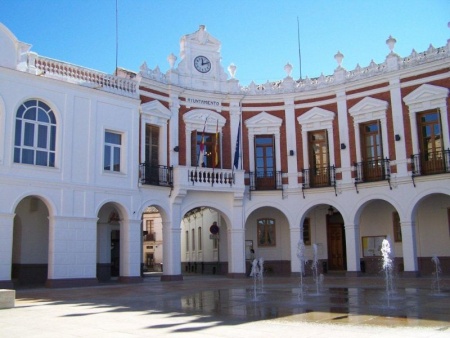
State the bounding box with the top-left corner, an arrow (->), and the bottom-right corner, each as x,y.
14,99 -> 56,167
104,131 -> 122,172
403,84 -> 450,175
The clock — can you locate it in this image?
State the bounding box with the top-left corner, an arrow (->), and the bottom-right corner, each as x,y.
194,55 -> 211,73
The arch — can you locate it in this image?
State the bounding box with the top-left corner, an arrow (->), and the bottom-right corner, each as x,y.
182,200 -> 232,227
12,195 -> 50,285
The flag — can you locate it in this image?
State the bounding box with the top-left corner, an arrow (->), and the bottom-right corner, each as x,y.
214,120 -> 219,168
197,120 -> 207,167
233,121 -> 241,169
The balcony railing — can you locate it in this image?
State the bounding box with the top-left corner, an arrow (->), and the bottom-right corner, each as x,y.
139,164 -> 173,187
302,165 -> 336,197
354,158 -> 391,192
248,171 -> 283,191
411,149 -> 450,185
188,167 -> 235,186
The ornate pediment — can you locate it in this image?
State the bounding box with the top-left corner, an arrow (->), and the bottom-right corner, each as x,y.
298,107 -> 335,123
349,97 -> 389,116
403,84 -> 449,105
245,112 -> 283,128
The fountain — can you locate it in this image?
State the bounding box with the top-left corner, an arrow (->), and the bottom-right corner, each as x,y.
311,243 -> 323,295
380,238 -> 395,306
296,239 -> 307,302
250,258 -> 260,301
431,255 -> 442,294
258,257 -> 265,293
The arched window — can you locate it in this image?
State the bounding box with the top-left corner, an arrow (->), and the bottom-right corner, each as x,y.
14,99 -> 56,167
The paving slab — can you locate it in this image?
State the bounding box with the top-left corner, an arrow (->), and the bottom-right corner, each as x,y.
0,275 -> 449,337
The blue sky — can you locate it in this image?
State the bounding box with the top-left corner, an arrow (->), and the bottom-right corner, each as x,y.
0,1 -> 449,85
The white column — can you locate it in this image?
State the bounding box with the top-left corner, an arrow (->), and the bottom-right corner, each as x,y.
163,225 -> 182,277
120,219 -> 142,279
227,196 -> 245,276
0,213 -> 14,283
336,90 -> 352,182
284,98 -> 299,188
289,225 -> 301,273
162,202 -> 183,278
344,223 -> 361,273
400,221 -> 418,273
227,228 -> 245,276
169,95 -> 180,166
389,77 -> 408,176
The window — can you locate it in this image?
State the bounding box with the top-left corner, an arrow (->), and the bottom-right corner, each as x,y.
144,124 -> 160,183
191,131 -> 220,168
302,218 -> 311,245
308,130 -> 330,187
392,211 -> 402,242
257,218 -> 276,247
104,131 -> 122,172
417,110 -> 444,174
360,120 -> 385,181
145,219 -> 155,241
198,227 -> 202,251
191,228 -> 195,251
255,135 -> 276,189
185,230 -> 189,251
14,99 -> 56,167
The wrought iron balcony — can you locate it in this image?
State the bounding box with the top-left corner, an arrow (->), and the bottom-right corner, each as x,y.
139,163 -> 173,187
247,171 -> 283,191
411,149 -> 450,186
301,165 -> 336,197
354,158 -> 391,192
411,149 -> 450,176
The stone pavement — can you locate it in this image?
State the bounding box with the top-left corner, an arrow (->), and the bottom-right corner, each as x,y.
0,274 -> 449,337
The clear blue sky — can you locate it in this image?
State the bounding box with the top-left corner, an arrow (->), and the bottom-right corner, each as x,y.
0,1 -> 449,85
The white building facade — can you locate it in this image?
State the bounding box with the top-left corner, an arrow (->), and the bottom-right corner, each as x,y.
0,23 -> 449,288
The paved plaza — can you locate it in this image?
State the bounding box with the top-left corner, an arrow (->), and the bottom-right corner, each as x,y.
1,274 -> 449,337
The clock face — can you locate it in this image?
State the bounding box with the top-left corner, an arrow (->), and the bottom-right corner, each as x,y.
194,55 -> 211,73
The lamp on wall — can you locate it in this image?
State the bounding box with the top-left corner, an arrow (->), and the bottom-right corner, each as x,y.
340,143 -> 346,150
173,146 -> 179,152
395,134 -> 401,141
327,205 -> 334,216
289,150 -> 295,156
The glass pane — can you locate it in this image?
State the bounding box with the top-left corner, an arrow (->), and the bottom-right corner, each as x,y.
23,100 -> 36,109
113,147 -> 121,171
17,105 -> 26,118
37,109 -> 49,123
256,148 -> 263,157
49,153 -> 55,167
24,108 -> 37,121
22,149 -> 34,164
15,120 -> 22,146
36,151 -> 48,166
37,125 -> 48,148
104,145 -> 111,170
14,148 -> 20,163
38,100 -> 51,112
50,126 -> 56,151
266,148 -> 273,156
24,123 -> 35,146
105,132 -> 121,145
48,111 -> 56,124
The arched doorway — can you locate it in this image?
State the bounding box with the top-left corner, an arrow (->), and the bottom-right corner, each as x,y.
12,196 -> 49,286
97,203 -> 121,281
180,207 -> 228,275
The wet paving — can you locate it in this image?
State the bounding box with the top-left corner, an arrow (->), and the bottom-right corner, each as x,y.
1,274 -> 449,337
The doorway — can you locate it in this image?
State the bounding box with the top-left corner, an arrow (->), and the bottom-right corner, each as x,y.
326,213 -> 347,271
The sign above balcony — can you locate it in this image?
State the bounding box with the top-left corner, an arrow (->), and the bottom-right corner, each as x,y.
186,96 -> 222,111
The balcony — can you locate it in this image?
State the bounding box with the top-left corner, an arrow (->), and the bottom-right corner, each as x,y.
247,171 -> 283,191
139,164 -> 173,187
411,149 -> 450,176
302,165 -> 336,197
354,158 -> 391,192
